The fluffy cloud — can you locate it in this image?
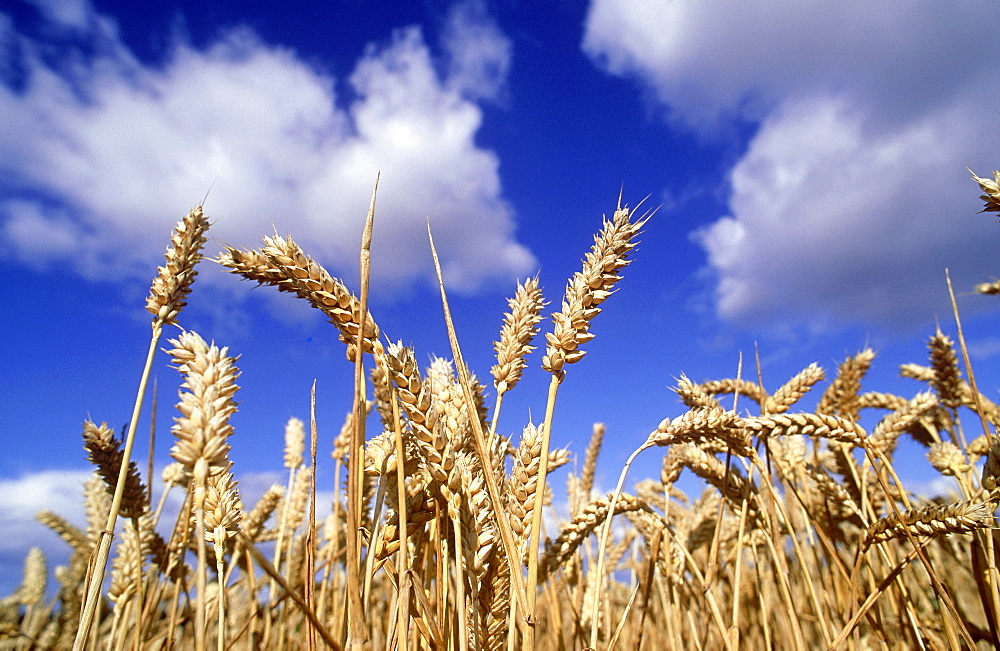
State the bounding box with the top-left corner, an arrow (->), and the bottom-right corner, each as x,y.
0,470 -> 91,596
0,465 -> 335,600
584,0 -> 999,328
0,1 -> 534,292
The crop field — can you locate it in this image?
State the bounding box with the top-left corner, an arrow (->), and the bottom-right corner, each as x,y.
3,171 -> 1000,650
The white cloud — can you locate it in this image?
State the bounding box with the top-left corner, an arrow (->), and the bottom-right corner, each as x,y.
584,0 -> 1000,329
23,0 -> 94,31
0,1 -> 534,294
0,470 -> 91,596
967,337 -> 1000,361
0,465 -> 337,598
441,0 -> 511,102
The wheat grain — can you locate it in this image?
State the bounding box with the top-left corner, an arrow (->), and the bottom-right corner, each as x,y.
743,412 -> 866,446
242,485 -> 284,543
867,392 -> 938,456
538,493 -> 651,581
648,408 -> 753,456
578,422 -> 606,510
856,391 -> 909,411
7,547 -> 46,608
803,464 -> 863,523
900,363 -> 935,382
382,341 -> 453,482
672,443 -> 757,517
509,423 -> 542,550
767,435 -> 806,484
928,329 -> 964,409
108,515 -> 153,605
37,511 -> 89,555
283,417 -> 306,471
204,472 -> 242,547
927,441 -> 970,476
675,374 -> 725,411
975,279 -> 1000,295
982,439 -> 1000,491
166,331 -> 239,479
698,378 -> 768,406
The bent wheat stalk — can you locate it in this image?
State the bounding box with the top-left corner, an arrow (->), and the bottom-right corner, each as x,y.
426,221 -> 531,624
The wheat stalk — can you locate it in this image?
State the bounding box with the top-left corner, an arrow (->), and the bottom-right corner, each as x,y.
166,330 -> 239,651
74,206 -> 210,650
203,471 -> 241,651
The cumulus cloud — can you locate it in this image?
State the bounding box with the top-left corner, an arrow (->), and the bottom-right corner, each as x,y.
0,465 -> 336,598
0,0 -> 534,293
441,0 -> 510,101
583,0 -> 1000,329
0,470 -> 91,595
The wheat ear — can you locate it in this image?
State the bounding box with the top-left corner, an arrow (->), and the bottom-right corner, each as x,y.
816,349 -> 875,419
863,497 -> 997,550
490,277 -> 546,435
82,421 -> 148,520
217,234 -> 382,362
203,471 -> 241,651
577,422 -> 605,514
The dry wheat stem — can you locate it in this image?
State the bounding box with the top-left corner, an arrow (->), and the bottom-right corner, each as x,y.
341,177 -> 378,650
73,326 -> 163,651
235,531 -> 340,649
524,374 -> 562,647
587,438 -> 655,650
945,270 -> 1000,637
426,221 -> 531,625
833,544 -> 926,649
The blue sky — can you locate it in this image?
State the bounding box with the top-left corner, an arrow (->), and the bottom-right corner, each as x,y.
2,0 -> 1000,593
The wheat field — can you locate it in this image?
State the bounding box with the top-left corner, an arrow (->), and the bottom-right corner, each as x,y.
3,171 -> 1000,650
